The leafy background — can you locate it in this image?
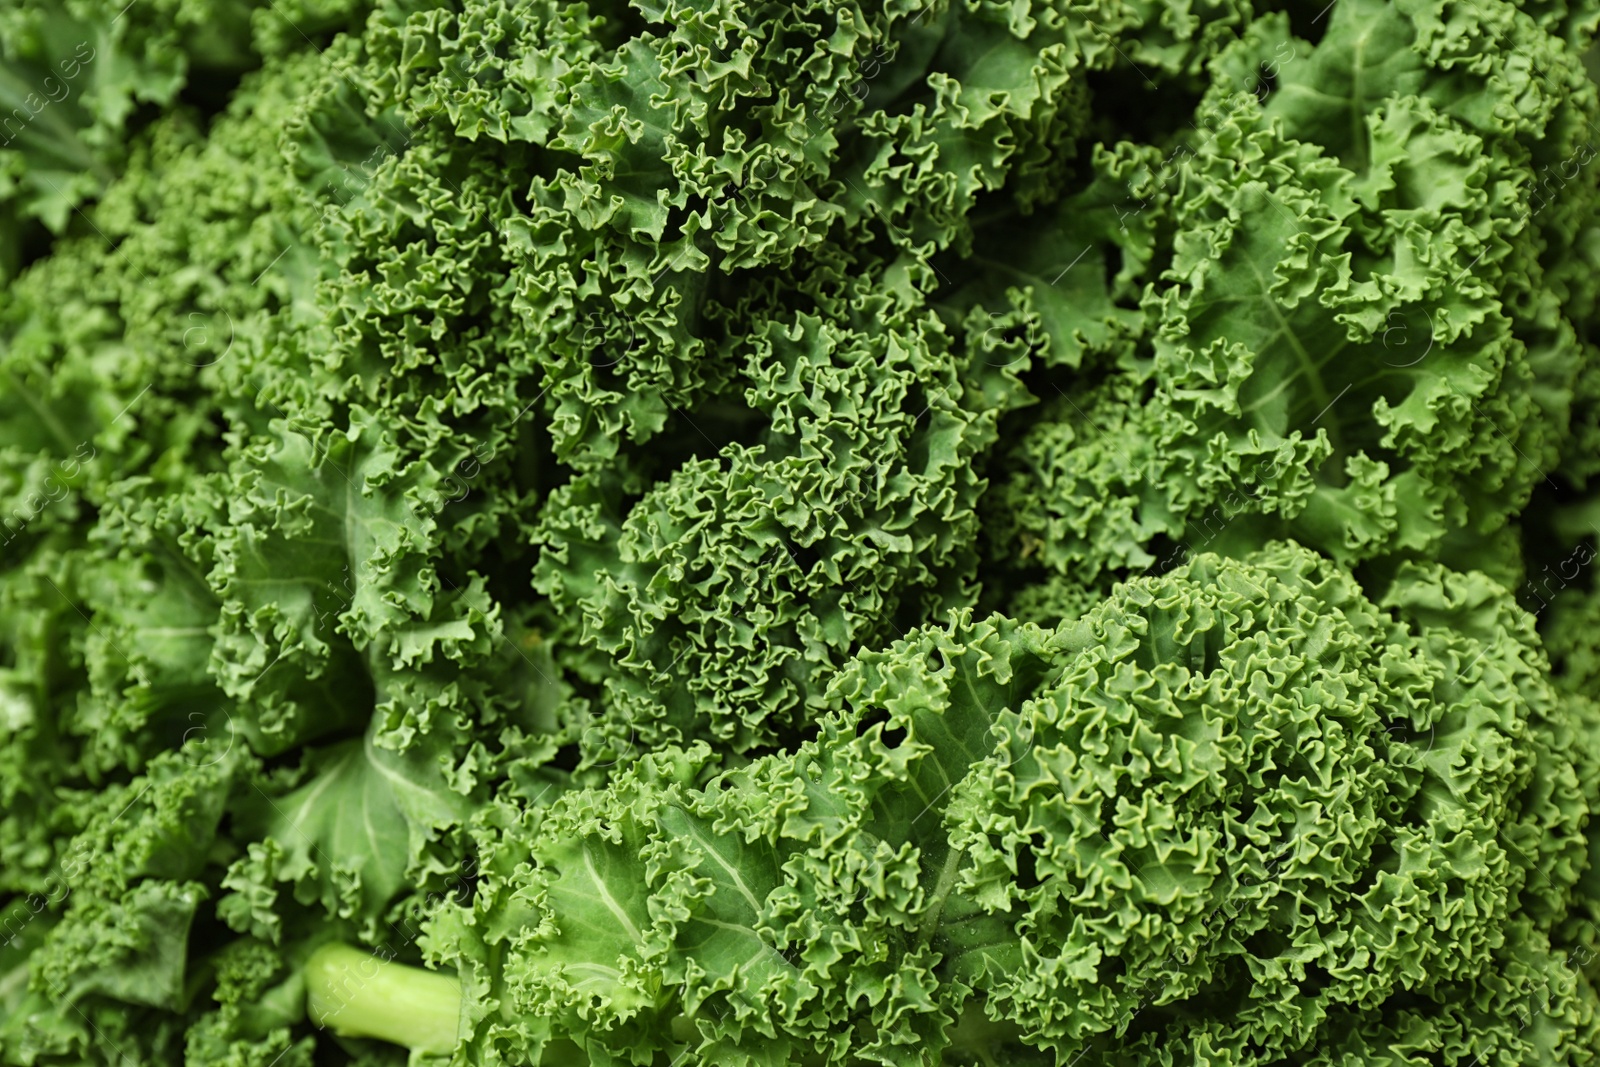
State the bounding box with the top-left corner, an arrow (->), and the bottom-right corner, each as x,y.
3,0 -> 1600,1063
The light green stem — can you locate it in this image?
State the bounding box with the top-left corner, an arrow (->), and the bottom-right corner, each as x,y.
304,943 -> 462,1054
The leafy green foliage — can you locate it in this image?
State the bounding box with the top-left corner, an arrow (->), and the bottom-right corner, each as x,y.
414,546 -> 1600,1066
981,0 -> 1600,604
0,0 -> 372,268
1,0 -> 1599,1064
